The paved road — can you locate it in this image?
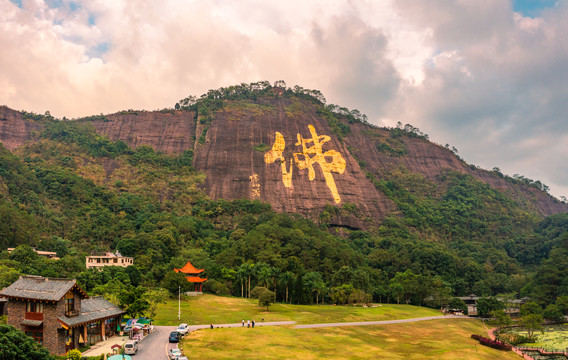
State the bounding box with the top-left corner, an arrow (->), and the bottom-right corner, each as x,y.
187,320 -> 296,331
294,315 -> 470,329
136,325 -> 177,360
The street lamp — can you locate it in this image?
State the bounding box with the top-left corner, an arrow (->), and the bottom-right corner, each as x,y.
178,285 -> 181,321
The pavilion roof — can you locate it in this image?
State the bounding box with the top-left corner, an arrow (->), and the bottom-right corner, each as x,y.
185,276 -> 207,283
174,261 -> 204,275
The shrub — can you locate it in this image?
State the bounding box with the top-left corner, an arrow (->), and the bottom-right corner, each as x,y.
66,349 -> 82,360
471,334 -> 512,351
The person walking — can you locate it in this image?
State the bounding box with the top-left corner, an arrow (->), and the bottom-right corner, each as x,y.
247,320 -> 250,328
252,320 -> 255,328
242,319 -> 245,327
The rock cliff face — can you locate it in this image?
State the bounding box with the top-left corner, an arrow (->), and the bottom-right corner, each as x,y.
0,106 -> 41,151
191,97 -> 398,228
90,110 -> 196,154
1,93 -> 566,226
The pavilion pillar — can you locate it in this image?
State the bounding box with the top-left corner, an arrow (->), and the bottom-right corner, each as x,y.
101,320 -> 106,340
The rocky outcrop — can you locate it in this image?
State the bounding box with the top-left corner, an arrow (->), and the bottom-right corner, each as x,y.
89,110 -> 196,154
192,97 -> 398,228
0,106 -> 41,151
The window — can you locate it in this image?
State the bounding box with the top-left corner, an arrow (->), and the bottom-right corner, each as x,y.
66,297 -> 75,313
25,329 -> 43,344
26,302 -> 44,313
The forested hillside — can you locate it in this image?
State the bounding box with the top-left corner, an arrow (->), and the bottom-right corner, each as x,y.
0,82 -> 567,307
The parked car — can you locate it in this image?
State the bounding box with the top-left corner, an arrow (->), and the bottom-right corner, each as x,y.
124,340 -> 138,355
169,331 -> 181,343
176,323 -> 189,336
168,348 -> 182,359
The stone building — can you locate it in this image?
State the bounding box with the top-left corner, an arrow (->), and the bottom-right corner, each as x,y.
0,275 -> 124,356
86,251 -> 133,269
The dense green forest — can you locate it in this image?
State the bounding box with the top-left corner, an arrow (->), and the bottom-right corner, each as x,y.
1,83 -> 567,310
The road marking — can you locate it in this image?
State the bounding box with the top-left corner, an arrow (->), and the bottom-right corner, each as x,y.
164,335 -> 169,359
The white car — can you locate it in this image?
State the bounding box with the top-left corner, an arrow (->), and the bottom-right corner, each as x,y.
176,323 -> 189,335
178,357 -> 188,360
169,348 -> 182,359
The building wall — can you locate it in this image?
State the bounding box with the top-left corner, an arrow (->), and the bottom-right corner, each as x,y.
86,256 -> 134,269
5,299 -> 66,355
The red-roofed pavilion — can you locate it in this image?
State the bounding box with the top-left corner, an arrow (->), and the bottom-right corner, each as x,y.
174,261 -> 207,292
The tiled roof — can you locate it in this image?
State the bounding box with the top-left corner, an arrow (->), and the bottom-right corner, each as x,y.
174,261 -> 204,274
59,297 -> 125,327
0,275 -> 87,301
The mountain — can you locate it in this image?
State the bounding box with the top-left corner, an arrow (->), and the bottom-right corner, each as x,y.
1,82 -> 567,304
1,86 -> 566,230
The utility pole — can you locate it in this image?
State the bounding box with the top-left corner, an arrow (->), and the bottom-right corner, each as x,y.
178,285 -> 181,321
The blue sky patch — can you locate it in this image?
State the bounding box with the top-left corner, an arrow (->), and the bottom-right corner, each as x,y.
88,14 -> 96,26
69,2 -> 80,12
9,0 -> 22,8
513,0 -> 557,17
86,42 -> 110,59
45,0 -> 63,9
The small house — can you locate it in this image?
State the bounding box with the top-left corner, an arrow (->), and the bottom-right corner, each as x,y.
0,275 -> 124,355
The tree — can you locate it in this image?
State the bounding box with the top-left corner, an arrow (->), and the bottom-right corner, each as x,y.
257,264 -> 271,289
118,286 -> 150,318
146,288 -> 167,319
303,272 -> 326,305
348,289 -> 372,305
543,304 -> 564,322
279,271 -> 294,303
520,313 -> 544,339
162,272 -> 192,296
476,297 -> 504,318
0,265 -> 20,289
520,302 -> 542,317
0,324 -> 53,360
258,289 -> 275,310
118,287 -> 150,318
489,309 -> 512,327
556,296 -> 568,315
388,282 -> 404,304
269,266 -> 280,292
330,284 -> 353,305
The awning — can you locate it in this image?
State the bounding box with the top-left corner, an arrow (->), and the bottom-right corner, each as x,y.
136,318 -> 153,325
21,319 -> 43,327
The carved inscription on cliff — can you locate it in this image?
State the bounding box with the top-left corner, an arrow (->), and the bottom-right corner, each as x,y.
264,125 -> 346,203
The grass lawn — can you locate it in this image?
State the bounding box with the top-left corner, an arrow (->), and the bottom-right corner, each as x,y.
152,294 -> 443,326
180,318 -> 519,359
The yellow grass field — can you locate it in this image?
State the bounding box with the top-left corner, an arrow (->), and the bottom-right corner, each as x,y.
181,319 -> 519,359
152,294 -> 443,325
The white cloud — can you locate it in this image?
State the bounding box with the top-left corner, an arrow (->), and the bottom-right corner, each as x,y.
0,0 -> 567,198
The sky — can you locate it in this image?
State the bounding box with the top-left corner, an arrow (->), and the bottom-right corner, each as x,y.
1,0 -> 567,199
